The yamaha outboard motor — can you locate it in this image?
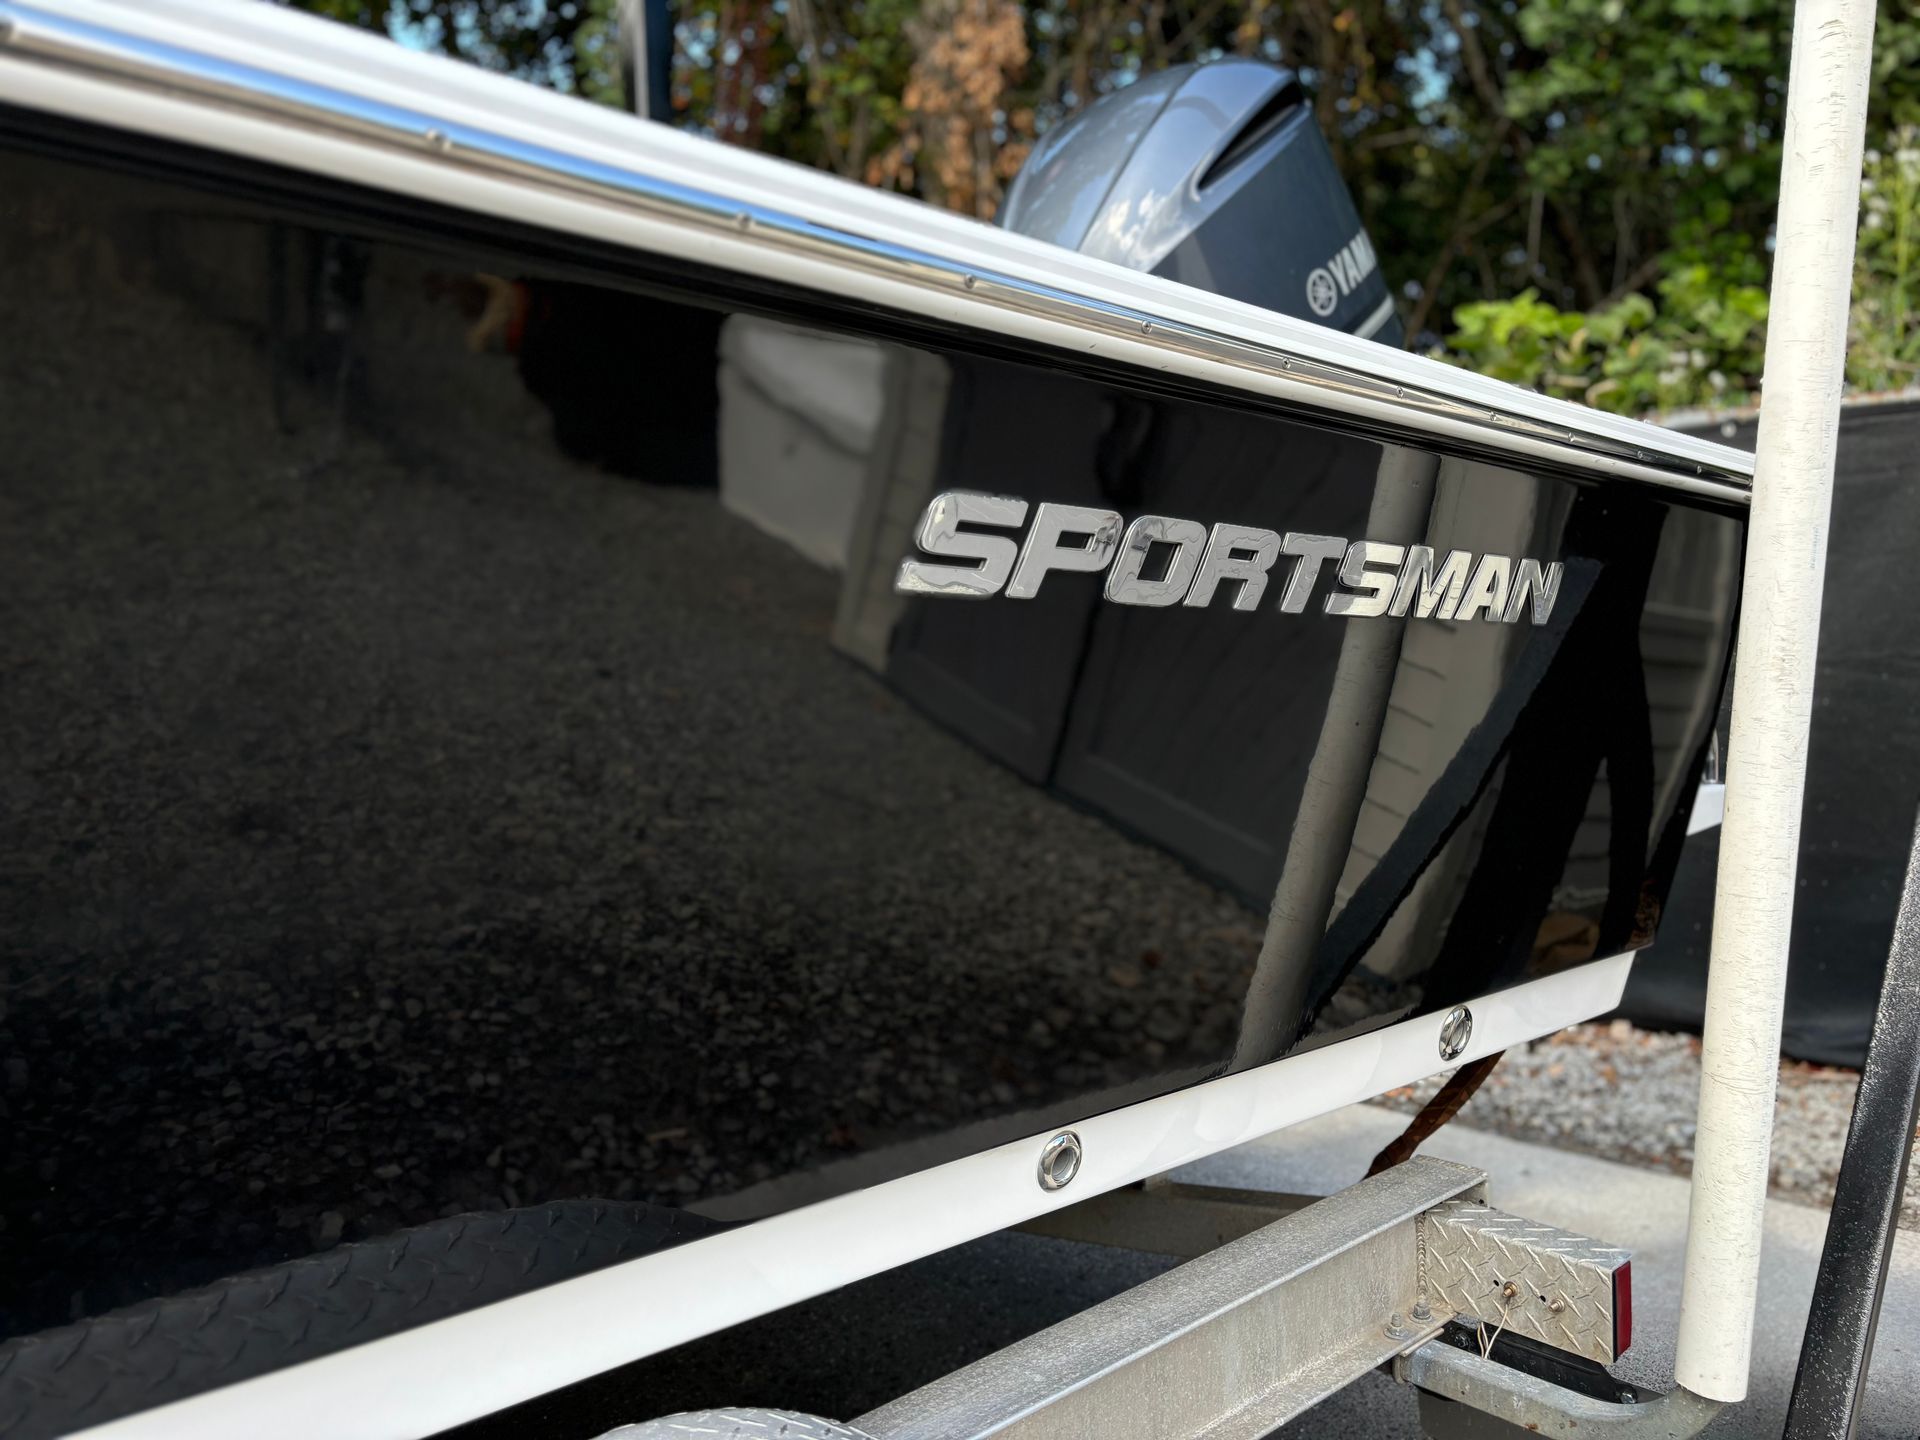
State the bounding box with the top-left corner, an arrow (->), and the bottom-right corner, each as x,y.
1001,60 -> 1402,345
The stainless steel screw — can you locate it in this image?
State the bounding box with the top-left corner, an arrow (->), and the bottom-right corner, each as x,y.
1438,1006 -> 1473,1061
1037,1131 -> 1083,1192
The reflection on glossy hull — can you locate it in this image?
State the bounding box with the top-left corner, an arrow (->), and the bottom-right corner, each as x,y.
0,98 -> 1739,1430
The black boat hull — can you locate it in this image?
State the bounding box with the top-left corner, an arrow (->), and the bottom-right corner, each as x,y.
0,16 -> 1746,1426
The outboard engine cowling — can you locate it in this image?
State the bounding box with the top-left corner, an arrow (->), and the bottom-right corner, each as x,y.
1001,60 -> 1402,345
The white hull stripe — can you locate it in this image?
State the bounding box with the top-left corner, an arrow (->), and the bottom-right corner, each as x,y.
74,953 -> 1637,1439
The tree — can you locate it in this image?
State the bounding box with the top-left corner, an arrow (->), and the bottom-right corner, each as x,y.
277,0 -> 1920,409
281,0 -> 627,103
1425,0 -> 1920,410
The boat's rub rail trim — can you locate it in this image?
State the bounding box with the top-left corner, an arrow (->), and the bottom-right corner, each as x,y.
63,953 -> 1640,1440
0,2 -> 1752,504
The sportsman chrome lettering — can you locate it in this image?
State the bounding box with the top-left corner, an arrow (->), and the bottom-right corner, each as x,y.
895,490 -> 1567,625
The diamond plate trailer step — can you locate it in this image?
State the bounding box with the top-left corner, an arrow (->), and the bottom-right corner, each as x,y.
1424,1198 -> 1632,1364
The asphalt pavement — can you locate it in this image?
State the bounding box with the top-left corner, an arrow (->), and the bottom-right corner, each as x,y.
448,1102 -> 1920,1439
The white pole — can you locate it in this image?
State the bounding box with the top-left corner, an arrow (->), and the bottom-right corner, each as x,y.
618,0 -> 651,118
1674,0 -> 1876,1403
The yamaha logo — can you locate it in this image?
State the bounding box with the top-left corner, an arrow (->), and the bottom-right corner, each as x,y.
1305,267 -> 1339,317
1305,229 -> 1379,317
895,491 -> 1565,626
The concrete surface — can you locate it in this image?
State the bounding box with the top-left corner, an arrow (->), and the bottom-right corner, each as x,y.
447,1103 -> 1920,1438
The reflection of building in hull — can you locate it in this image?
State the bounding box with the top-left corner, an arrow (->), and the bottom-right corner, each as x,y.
1338,471 -> 1739,991
769,335 -> 1736,1060
718,316 -> 889,571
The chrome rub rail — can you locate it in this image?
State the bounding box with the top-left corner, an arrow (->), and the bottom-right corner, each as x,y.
0,2 -> 1753,502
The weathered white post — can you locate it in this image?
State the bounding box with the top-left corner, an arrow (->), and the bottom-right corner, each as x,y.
1674,0 -> 1878,1402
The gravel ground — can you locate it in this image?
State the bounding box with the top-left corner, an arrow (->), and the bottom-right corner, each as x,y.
1370,1017 -> 1917,1225
0,158 -> 1272,1338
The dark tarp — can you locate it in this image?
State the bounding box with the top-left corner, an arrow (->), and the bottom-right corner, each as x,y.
1620,397 -> 1920,1066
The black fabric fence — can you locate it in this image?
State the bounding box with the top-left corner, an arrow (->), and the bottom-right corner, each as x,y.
1619,397 -> 1920,1066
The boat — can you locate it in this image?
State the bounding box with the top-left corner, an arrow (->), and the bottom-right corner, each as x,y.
0,2 -> 1752,1435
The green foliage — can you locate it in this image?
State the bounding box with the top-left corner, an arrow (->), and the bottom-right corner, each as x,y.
1446,268 -> 1767,416
1852,132 -> 1920,394
282,0 -> 625,98
1507,0 -> 1787,280
1432,0 -> 1920,413
674,0 -> 921,182
1444,126 -> 1920,416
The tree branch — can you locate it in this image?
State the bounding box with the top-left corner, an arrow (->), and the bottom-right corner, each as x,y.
1402,117 -> 1516,343
1602,252 -> 1666,306
1548,200 -> 1606,309
1440,0 -> 1604,307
